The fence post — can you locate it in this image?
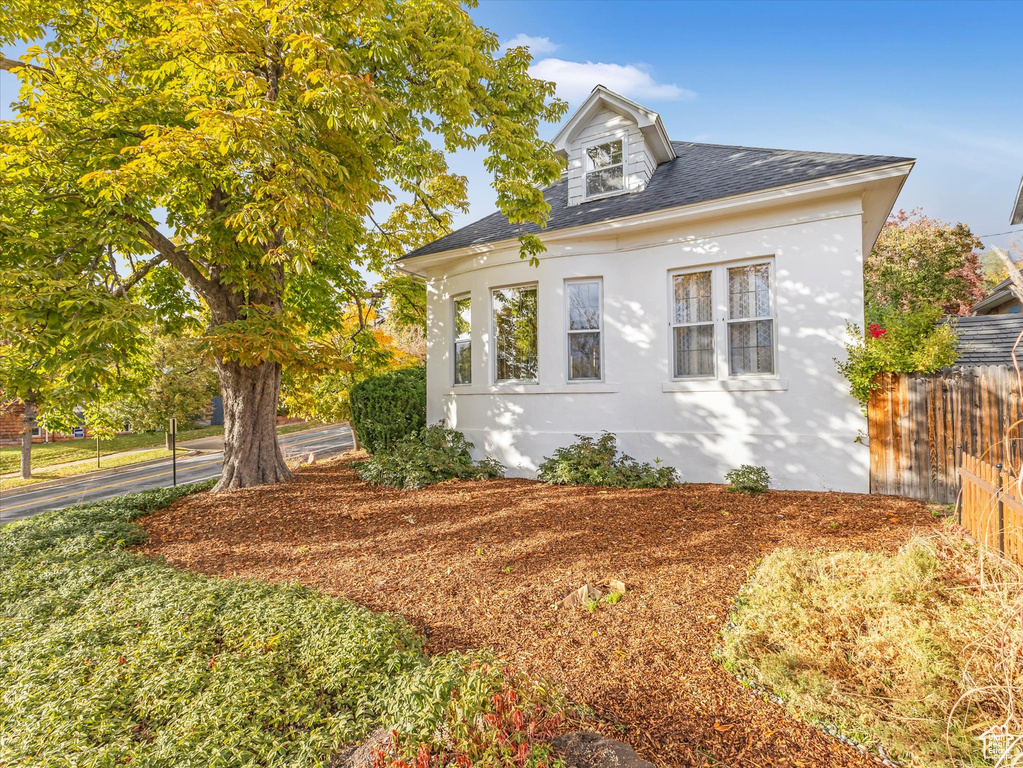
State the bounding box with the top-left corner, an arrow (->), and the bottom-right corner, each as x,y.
997,463 -> 1005,555
956,444 -> 964,524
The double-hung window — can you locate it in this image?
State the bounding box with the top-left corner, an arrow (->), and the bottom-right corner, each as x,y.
566,279 -> 602,381
492,285 -> 538,382
727,264 -> 774,375
670,260 -> 776,379
453,295 -> 472,385
585,139 -> 624,197
671,270 -> 715,377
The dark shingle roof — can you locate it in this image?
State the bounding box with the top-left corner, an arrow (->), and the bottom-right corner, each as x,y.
948,315 -> 1023,367
403,141 -> 911,259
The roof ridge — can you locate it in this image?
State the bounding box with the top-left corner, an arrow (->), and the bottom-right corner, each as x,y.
670,139 -> 911,162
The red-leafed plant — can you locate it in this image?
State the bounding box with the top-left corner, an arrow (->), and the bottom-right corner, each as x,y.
372,663 -> 566,768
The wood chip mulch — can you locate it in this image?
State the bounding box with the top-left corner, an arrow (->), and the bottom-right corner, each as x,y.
138,457 -> 936,768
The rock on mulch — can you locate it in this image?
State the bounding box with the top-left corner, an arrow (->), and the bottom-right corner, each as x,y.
138,457 -> 935,768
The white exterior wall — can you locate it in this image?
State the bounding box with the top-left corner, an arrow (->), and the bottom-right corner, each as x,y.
423,195 -> 870,493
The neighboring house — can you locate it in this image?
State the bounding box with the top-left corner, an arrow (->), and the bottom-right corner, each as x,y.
948,315 -> 1023,366
399,85 -> 913,492
972,277 -> 1021,315
1012,174 -> 1023,226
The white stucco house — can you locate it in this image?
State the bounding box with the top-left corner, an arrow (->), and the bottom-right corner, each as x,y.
399,86 -> 913,492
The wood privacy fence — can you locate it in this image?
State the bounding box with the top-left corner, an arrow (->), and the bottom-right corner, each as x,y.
868,366 -> 1023,503
958,453 -> 1023,566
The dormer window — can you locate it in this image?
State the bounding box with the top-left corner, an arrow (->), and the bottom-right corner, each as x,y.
585,139 -> 624,197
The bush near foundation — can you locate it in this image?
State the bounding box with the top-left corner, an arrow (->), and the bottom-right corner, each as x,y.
537,432 -> 679,489
349,366 -> 426,453
356,425 -> 504,490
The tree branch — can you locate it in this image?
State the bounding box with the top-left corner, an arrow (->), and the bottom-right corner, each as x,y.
129,217 -> 219,303
1,57 -> 53,77
113,252 -> 166,297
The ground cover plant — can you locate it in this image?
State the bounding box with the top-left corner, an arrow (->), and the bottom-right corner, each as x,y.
356,425 -> 503,490
141,457 -> 936,768
0,483 -> 564,767
349,367 -> 427,454
537,432 -> 679,488
719,527 -> 1023,767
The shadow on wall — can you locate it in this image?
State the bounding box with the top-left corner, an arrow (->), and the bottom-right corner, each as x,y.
434,224 -> 867,492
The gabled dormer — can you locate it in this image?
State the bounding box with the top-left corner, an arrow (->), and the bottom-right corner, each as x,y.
552,85 -> 676,207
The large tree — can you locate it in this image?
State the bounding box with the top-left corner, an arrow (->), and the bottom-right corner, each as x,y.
0,0 -> 565,489
864,209 -> 985,321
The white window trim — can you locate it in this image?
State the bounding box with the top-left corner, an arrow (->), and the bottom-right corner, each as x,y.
584,136 -> 626,200
668,258 -> 779,383
565,278 -> 604,383
668,266 -> 717,379
452,293 -> 472,386
490,283 -> 540,385
725,260 -> 778,379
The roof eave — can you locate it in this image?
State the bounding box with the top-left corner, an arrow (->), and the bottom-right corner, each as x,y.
400,159 -> 915,276
1012,174 -> 1023,225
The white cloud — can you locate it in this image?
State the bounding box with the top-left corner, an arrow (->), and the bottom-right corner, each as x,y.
529,58 -> 694,103
502,34 -> 559,55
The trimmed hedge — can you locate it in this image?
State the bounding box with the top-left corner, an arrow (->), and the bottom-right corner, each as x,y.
349,366 -> 426,454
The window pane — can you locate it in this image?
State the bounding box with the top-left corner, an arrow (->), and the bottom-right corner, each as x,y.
673,271 -> 713,324
729,320 -> 774,375
673,325 -> 715,377
586,166 -> 624,196
567,282 -> 600,330
586,140 -> 623,169
728,264 -> 771,320
454,297 -> 471,340
454,340 -> 471,384
493,286 -> 538,382
569,332 -> 601,380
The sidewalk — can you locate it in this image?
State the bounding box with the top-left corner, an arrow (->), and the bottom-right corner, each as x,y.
0,445 -> 196,481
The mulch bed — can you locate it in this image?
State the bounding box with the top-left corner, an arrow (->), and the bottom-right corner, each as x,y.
138,457 -> 936,768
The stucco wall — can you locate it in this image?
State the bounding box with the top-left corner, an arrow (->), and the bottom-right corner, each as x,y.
423,195 -> 870,492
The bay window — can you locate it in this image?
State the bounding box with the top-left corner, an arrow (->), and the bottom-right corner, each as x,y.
453,295 -> 471,385
566,279 -> 602,381
493,285 -> 538,382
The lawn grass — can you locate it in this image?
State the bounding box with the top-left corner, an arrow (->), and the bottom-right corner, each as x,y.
0,426 -> 224,474
718,525 -> 1023,767
0,422 -> 327,478
0,448 -> 178,491
0,483 -> 564,768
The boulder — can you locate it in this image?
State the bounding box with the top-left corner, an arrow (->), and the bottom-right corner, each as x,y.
552,732 -> 657,768
330,727 -> 393,768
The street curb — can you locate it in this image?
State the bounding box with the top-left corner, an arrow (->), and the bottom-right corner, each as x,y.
0,451 -> 205,497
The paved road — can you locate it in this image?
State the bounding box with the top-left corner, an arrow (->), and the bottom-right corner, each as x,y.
0,424 -> 354,524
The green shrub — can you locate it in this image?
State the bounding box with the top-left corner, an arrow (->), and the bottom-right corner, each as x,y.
0,481 -> 563,767
836,305 -> 958,406
537,432 -> 679,489
356,425 -> 504,490
349,366 -> 426,453
725,464 -> 771,494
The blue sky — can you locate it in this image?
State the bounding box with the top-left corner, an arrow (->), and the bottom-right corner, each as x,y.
465,0 -> 1023,250
3,0 -> 1021,251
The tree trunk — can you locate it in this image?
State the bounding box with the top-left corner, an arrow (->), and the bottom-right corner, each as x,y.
214,359 -> 291,491
20,402 -> 36,480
